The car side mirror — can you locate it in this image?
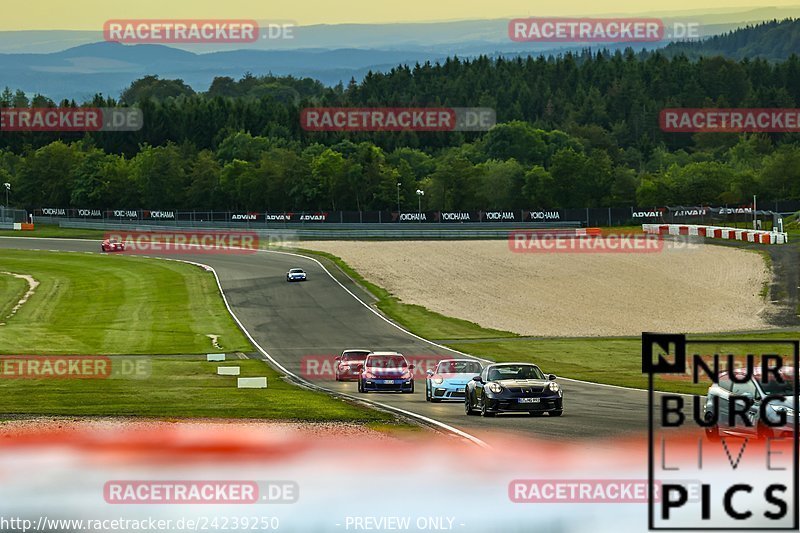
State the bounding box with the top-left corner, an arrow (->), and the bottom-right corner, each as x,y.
408,364 -> 415,370
548,374 -> 557,381
425,370 -> 433,376
334,356 -> 341,361
472,376 -> 483,383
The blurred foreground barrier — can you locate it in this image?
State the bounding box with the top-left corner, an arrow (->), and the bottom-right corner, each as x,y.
217,367 -> 241,376
206,353 -> 226,361
643,224 -> 788,244
238,377 -> 268,389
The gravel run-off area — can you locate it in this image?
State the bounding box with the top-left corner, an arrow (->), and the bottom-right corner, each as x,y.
298,240 -> 772,337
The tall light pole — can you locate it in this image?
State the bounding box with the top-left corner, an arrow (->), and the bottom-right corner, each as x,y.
3,183 -> 9,209
396,182 -> 401,218
753,194 -> 757,230
416,189 -> 424,217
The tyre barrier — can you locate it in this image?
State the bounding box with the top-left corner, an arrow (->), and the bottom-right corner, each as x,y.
642,224 -> 788,245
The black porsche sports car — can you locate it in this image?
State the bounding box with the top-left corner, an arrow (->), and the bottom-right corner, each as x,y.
465,363 -> 563,417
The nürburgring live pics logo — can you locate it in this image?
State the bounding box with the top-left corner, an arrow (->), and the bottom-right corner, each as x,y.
643,333 -> 799,530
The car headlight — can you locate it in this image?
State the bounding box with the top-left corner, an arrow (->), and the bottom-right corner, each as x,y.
488,383 -> 503,393
549,382 -> 560,392
401,371 -> 412,379
432,376 -> 443,384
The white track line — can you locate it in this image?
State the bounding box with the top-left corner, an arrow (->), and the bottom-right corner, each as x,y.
265,249 -> 695,398
174,256 -> 490,449
33,244 -> 492,449
0,237 -> 693,416
263,249 -> 495,364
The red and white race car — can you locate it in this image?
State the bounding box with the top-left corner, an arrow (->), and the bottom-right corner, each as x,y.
101,239 -> 126,252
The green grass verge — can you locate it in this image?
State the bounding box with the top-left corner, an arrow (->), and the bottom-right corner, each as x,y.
0,250 -> 405,425
451,337 -> 798,395
0,357 -> 396,422
753,249 -> 773,301
0,249 -> 253,354
0,225 -> 105,239
5,225 -> 796,398
293,247 -> 797,395
0,271 -> 28,321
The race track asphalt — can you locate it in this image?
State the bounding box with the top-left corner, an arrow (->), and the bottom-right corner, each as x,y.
0,237 -> 656,446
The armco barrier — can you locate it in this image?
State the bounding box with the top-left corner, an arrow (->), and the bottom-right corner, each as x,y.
43,218 -> 582,230
33,203 -> 798,228
642,224 -> 788,244
57,221 -> 584,240
0,223 -> 32,230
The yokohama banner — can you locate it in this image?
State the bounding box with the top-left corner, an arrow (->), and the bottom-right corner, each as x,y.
32,204 -> 785,226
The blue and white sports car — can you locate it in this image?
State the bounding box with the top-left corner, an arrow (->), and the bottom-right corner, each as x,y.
425,359 -> 483,402
286,268 -> 307,282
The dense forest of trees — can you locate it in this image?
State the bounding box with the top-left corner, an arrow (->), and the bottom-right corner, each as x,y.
663,18 -> 800,61
3,29 -> 800,211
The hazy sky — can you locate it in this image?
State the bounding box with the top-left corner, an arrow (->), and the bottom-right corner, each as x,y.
4,1 -> 799,30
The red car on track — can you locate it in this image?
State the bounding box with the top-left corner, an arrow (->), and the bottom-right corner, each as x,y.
101,239 -> 126,252
358,352 -> 415,393
334,349 -> 371,381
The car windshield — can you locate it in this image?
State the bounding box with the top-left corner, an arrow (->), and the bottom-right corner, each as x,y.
367,356 -> 407,369
436,361 -> 482,374
488,365 -> 544,381
289,269 -> 304,273
759,373 -> 796,395
342,352 -> 368,361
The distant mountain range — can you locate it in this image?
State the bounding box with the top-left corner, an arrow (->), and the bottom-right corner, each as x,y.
2,6 -> 800,101
663,18 -> 800,60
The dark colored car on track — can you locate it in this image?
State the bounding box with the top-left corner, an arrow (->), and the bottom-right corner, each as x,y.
703,367 -> 796,440
100,239 -> 125,252
335,349 -> 371,381
358,352 -> 415,393
465,363 -> 563,417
